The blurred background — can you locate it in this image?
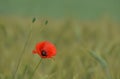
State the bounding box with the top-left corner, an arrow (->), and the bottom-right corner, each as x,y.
0,0 -> 120,79
0,0 -> 120,20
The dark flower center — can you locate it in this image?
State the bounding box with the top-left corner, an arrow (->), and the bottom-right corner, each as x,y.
41,50 -> 47,56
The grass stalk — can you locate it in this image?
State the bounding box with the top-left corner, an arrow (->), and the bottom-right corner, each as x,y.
89,51 -> 112,79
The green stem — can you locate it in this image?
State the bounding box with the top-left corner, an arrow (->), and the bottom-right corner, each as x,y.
13,21 -> 33,79
30,59 -> 42,79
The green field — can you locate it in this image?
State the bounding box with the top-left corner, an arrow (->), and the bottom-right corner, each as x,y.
0,16 -> 120,79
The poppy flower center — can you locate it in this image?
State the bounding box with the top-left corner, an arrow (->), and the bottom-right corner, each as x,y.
41,50 -> 47,56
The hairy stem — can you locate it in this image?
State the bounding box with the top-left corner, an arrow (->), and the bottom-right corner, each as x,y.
13,18 -> 35,79
30,58 -> 42,79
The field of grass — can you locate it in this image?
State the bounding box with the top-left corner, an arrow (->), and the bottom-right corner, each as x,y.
0,16 -> 120,79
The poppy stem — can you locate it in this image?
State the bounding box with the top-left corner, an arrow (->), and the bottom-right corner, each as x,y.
12,18 -> 35,79
30,58 -> 42,79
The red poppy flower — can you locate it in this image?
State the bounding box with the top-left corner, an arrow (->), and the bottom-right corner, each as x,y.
32,41 -> 56,58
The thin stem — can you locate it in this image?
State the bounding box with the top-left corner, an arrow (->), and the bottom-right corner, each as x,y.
22,65 -> 28,79
12,18 -> 46,79
30,58 -> 42,79
13,22 -> 33,79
